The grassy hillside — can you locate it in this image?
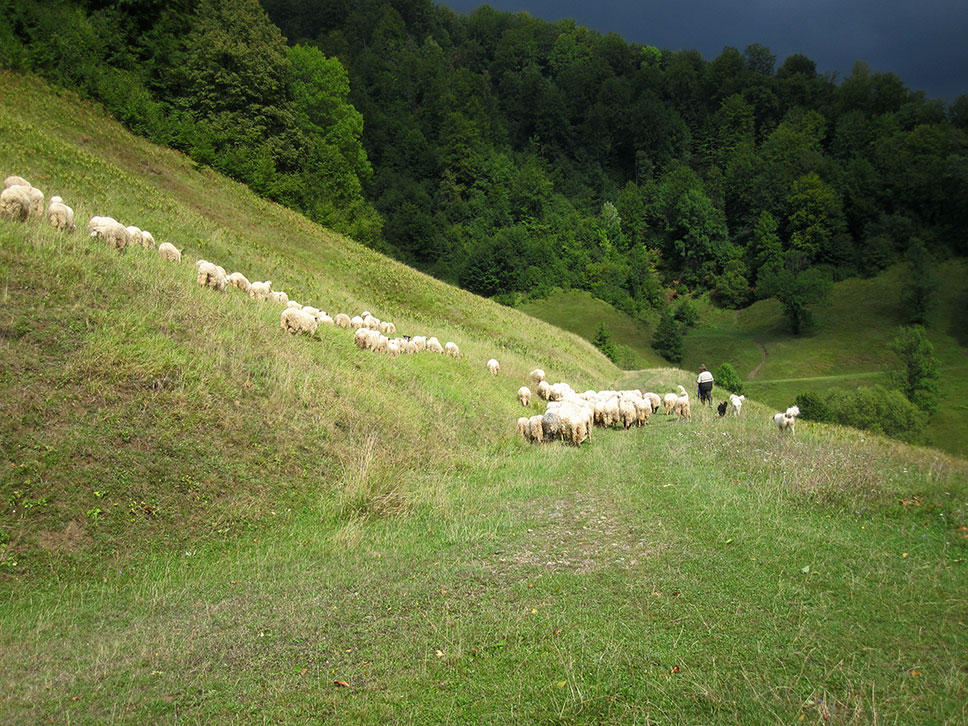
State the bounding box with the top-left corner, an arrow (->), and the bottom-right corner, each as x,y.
520,271 -> 968,457
2,71 -> 968,724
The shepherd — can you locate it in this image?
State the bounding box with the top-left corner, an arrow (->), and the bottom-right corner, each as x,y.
697,364 -> 714,407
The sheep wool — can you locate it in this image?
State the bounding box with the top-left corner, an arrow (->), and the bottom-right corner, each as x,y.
444,341 -> 459,358
24,186 -> 44,217
517,416 -> 530,439
662,392 -> 678,415
268,290 -> 289,305
518,386 -> 531,407
527,415 -> 545,443
486,358 -> 500,376
333,313 -> 351,328
248,281 -> 272,301
350,315 -> 364,329
125,226 -> 144,248
2,175 -> 29,190
46,199 -> 75,231
90,217 -> 130,251
529,368 -> 546,385
140,230 -> 156,249
0,185 -> 31,221
426,336 -> 444,354
280,307 -> 318,337
157,242 -> 181,262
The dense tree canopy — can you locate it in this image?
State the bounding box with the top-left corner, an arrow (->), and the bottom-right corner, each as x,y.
3,0 -> 966,331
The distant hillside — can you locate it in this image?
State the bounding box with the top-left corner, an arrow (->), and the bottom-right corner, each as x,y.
519,268 -> 968,456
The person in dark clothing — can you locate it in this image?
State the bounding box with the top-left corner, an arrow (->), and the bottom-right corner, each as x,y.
697,364 -> 714,407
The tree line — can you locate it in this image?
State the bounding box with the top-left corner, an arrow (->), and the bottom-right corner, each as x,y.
2,0 -> 966,333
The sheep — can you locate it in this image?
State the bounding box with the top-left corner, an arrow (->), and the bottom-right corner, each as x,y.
333,313 -> 351,328
355,327 -> 378,350
46,198 -> 75,231
642,391 -> 662,413
195,260 -> 227,291
3,175 -> 29,189
248,281 -> 272,301
411,335 -> 427,352
140,230 -> 155,249
486,358 -> 500,376
445,341 -> 459,358
268,290 -> 289,305
379,321 -> 396,335
536,380 -> 552,401
387,341 -> 400,357
529,368 -> 546,385
228,272 -> 251,292
674,391 -> 691,422
89,216 -> 130,251
318,313 -> 334,326
618,397 -> 637,429
662,392 -> 678,415
426,336 -> 444,354
349,315 -> 364,329
527,415 -> 545,443
125,226 -> 144,248
0,185 -> 31,221
23,186 -> 44,217
518,386 -> 531,407
517,416 -> 530,440
280,307 -> 318,337
363,314 -> 380,330
729,393 -> 746,416
631,395 -> 652,426
157,242 -> 182,262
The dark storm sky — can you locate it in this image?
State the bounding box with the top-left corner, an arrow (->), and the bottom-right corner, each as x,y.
437,0 -> 968,101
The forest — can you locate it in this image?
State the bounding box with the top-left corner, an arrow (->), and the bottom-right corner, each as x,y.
2,0 -> 966,327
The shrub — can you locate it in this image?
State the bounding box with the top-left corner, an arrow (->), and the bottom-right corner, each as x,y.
592,323 -> 618,363
715,362 -> 743,394
795,391 -> 832,422
673,298 -> 699,327
825,385 -> 927,442
652,310 -> 683,363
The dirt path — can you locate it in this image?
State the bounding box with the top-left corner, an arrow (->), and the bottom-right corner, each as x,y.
747,341 -> 767,380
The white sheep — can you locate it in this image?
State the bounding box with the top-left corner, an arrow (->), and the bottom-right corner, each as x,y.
280,307 -> 318,337
387,341 -> 400,357
140,230 -> 156,249
426,336 -> 444,354
379,321 -> 396,335
641,391 -> 662,413
445,341 -> 459,358
729,393 -> 746,416
2,175 -> 29,189
354,327 -> 377,350
527,415 -> 545,443
518,386 -> 531,407
536,380 -> 551,401
157,242 -> 182,262
125,226 -> 144,248
486,358 -> 500,376
529,368 -> 546,385
411,335 -> 427,352
350,315 -> 364,329
248,281 -> 272,301
268,290 -> 289,305
333,313 -> 351,328
674,391 -> 691,422
46,198 -> 75,231
89,216 -> 130,252
318,313 -> 334,326
195,260 -> 227,291
22,185 -> 43,217
0,185 -> 31,221
228,272 -> 251,292
517,416 -> 530,440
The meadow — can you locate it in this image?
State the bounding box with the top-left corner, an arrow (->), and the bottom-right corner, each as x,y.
1,71 -> 967,724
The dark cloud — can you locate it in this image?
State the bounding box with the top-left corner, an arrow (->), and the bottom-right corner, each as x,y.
438,0 -> 968,99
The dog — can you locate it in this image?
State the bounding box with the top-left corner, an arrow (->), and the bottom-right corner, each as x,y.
717,401 -> 728,417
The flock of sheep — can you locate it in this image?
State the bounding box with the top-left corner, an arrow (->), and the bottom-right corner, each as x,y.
3,172 -> 802,449
511,372 -> 800,446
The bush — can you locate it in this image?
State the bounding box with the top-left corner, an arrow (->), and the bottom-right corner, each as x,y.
673,298 -> 699,327
826,385 -> 927,442
714,362 -> 743,394
652,311 -> 683,363
795,391 -> 833,422
592,323 -> 618,363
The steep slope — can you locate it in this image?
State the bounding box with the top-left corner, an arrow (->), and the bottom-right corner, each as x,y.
1,72 -> 967,724
0,69 -> 618,571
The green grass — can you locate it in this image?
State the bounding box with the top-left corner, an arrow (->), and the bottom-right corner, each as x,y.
2,70 -> 968,724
